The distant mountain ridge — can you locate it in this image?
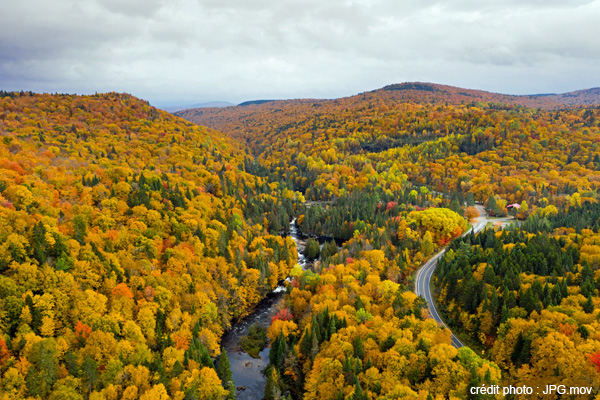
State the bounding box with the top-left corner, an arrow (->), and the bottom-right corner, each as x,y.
175,83 -> 600,125
161,101 -> 234,113
374,82 -> 600,108
174,82 -> 600,145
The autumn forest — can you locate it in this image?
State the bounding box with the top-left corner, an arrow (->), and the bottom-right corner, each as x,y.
2,82 -> 600,399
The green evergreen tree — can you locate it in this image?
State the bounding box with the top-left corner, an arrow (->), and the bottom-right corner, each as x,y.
25,339 -> 59,398
465,192 -> 475,206
217,347 -> 235,399
73,214 -> 88,245
328,317 -> 337,338
81,355 -> 99,394
449,199 -> 462,214
172,360 -> 184,378
583,295 -> 594,313
299,328 -> 312,358
500,302 -> 509,323
353,336 -> 364,360
352,376 -> 365,400
304,238 -> 321,260
486,195 -> 499,216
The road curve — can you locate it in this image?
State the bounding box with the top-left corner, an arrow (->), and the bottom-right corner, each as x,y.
414,205 -> 488,349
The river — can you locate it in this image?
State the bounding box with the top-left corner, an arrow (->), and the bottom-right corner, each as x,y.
220,219 -> 309,400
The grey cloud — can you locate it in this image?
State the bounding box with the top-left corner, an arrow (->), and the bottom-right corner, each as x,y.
1,0 -> 599,104
97,0 -> 165,17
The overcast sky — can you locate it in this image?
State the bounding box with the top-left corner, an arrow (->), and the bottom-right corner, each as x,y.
1,0 -> 599,107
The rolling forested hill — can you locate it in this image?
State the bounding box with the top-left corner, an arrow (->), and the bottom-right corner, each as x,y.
0,91 -> 302,399
177,82 -> 600,208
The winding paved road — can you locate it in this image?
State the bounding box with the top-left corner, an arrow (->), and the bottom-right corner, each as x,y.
414,205 -> 488,348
